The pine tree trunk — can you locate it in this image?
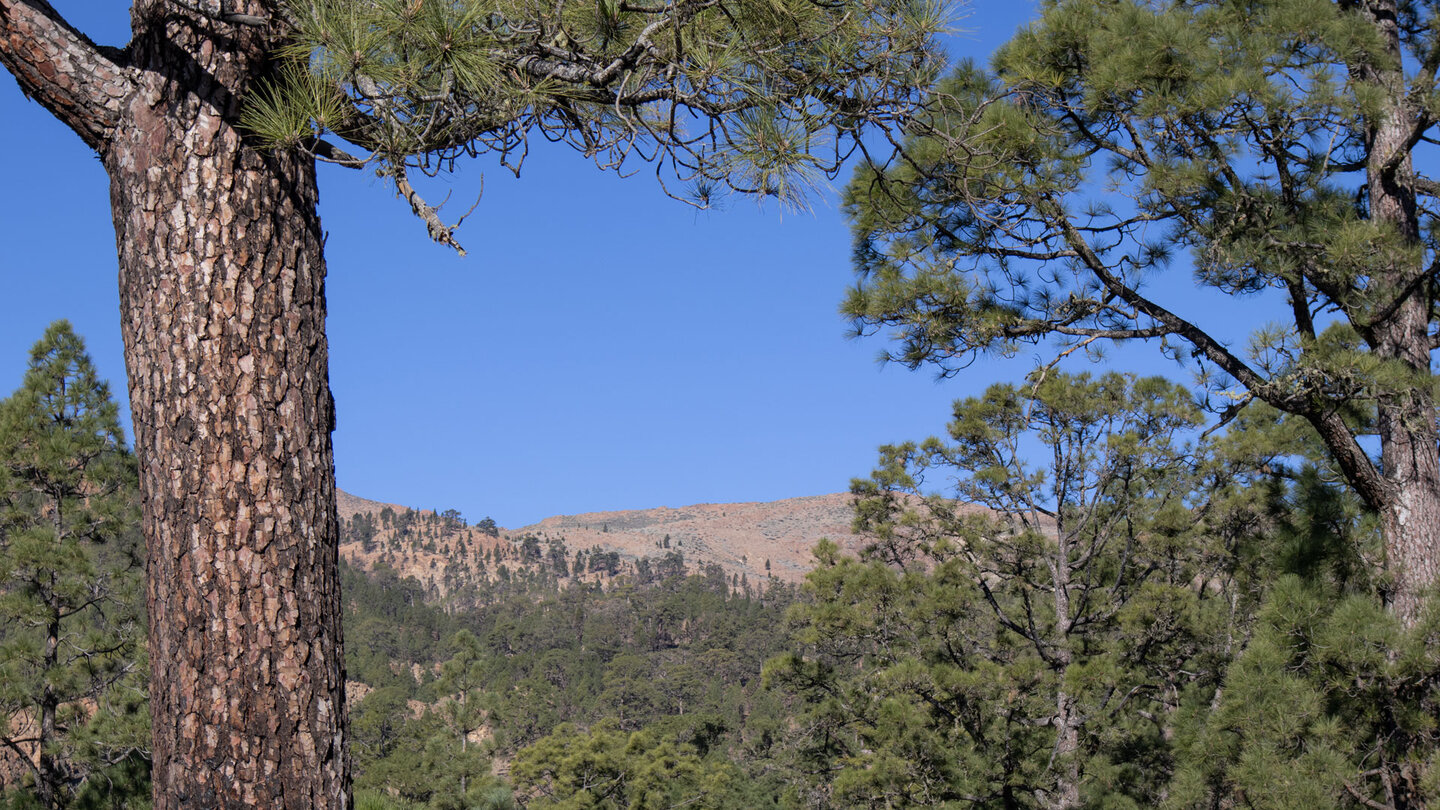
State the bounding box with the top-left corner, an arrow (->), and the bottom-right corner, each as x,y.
1048,521 -> 1081,810
1049,691 -> 1081,810
37,611 -> 60,810
103,6 -> 350,808
1,1 -> 355,806
1357,0 -> 1440,628
1372,293 -> 1440,627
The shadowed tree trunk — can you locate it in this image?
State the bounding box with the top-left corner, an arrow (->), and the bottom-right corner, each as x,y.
0,2 -> 350,807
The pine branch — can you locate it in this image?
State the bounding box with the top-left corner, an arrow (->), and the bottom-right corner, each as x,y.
1049,200 -> 1393,511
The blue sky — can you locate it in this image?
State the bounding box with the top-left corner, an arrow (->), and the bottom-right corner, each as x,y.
1,1 -> 1231,528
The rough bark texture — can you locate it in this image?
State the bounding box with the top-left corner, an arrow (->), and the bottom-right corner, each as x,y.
1,2 -> 352,807
1354,0 -> 1440,628
110,5 -> 350,807
0,0 -> 125,151
1371,287 -> 1440,627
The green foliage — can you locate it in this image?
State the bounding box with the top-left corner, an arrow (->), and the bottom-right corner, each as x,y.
352,686 -> 418,771
1168,577 -> 1440,809
15,324 -> 1427,810
64,753 -> 151,810
437,630 -> 487,748
342,559 -> 462,690
766,363 -> 1440,808
242,0 -> 947,222
843,0 -> 1425,378
354,789 -> 419,810
0,322 -> 147,810
341,551 -> 796,805
512,721 -> 770,809
769,372 -> 1264,808
839,2 -> 1440,618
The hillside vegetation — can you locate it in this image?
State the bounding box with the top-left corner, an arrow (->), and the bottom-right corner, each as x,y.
334,489 -> 864,605
9,369 -> 1439,809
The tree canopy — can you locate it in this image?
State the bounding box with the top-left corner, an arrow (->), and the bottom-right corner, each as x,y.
243,0 -> 950,250
770,372 -> 1254,808
842,0 -> 1440,622
0,0 -> 952,804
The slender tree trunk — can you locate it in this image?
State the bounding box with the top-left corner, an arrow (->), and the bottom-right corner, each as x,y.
1354,0 -> 1440,627
107,6 -> 350,808
37,610 -> 61,810
37,489 -> 64,810
1048,522 -> 1081,810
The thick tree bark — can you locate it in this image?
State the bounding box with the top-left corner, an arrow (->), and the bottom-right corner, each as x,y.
2,2 -> 352,807
110,7 -> 350,807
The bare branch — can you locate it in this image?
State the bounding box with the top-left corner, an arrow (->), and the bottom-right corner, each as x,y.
1413,175 -> 1440,198
389,165 -> 478,256
1198,393 -> 1253,441
305,137 -> 367,169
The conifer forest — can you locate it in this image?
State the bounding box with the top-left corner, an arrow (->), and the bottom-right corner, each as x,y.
6,0 -> 1440,808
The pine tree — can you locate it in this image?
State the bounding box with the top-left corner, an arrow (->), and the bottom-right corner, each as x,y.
0,321 -> 144,810
437,630 -> 489,796
843,0 -> 1440,626
1162,439 -> 1440,810
770,373 -> 1267,808
1167,574 -> 1440,810
511,721 -> 742,809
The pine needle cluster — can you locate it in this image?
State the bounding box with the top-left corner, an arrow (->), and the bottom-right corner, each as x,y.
244,0 -> 949,215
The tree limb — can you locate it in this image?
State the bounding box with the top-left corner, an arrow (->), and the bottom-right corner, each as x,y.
0,0 -> 132,153
1051,201 -> 1394,512
164,0 -> 271,27
1343,778 -> 1394,810
305,137 -> 367,169
389,165 -> 477,256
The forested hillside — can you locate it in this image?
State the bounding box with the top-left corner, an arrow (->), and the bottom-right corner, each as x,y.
339,557 -> 800,808
332,490 -> 860,608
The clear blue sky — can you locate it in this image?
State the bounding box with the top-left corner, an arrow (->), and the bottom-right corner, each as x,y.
5,1 -> 1238,528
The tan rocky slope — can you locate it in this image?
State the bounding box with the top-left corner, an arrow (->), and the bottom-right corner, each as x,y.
335,489 -> 871,598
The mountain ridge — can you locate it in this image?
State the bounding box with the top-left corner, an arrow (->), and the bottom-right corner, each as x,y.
334,489 -> 872,602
